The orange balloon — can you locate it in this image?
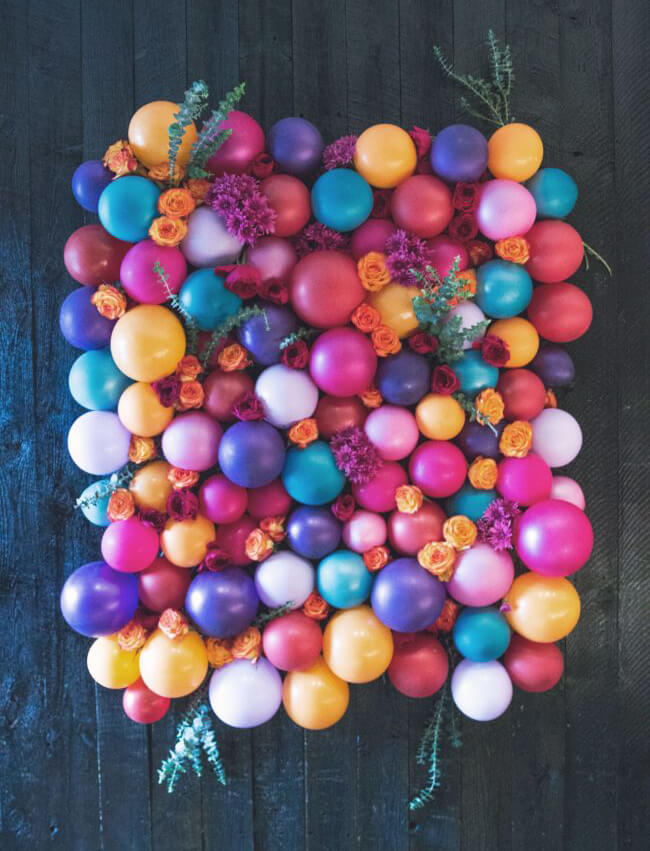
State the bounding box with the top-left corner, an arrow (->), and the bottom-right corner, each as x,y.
87,636 -> 140,689
367,284 -> 420,338
118,382 -> 174,437
323,605 -> 394,683
488,123 -> 543,182
111,305 -> 186,382
128,101 -> 198,169
503,572 -> 580,643
489,317 -> 539,367
354,124 -> 417,188
416,393 -> 466,440
130,460 -> 173,512
160,515 -> 215,567
283,656 -> 350,730
139,629 -> 208,698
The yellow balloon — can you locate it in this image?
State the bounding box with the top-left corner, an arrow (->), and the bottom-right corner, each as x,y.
161,515 -> 215,568
111,305 -> 186,382
367,284 -> 420,338
488,123 -> 544,182
118,382 -> 174,437
354,124 -> 417,188
283,657 -> 350,730
489,317 -> 539,367
87,636 -> 140,689
128,101 -> 198,169
130,460 -> 172,512
323,605 -> 393,683
503,572 -> 581,643
139,629 -> 208,698
416,393 -> 466,440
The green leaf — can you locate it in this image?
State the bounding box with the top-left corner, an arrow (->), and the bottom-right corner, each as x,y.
187,82 -> 246,178
167,80 -> 210,183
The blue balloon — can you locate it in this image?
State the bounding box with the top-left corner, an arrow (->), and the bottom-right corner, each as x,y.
68,348 -> 131,410
219,421 -> 286,488
446,484 -> 497,522
476,259 -> 533,319
430,124 -> 488,182
98,175 -> 160,242
371,558 -> 445,632
268,117 -> 324,176
185,568 -> 259,638
311,169 -> 373,232
179,268 -> 242,331
72,160 -> 113,212
79,479 -> 112,526
453,606 -> 511,662
59,287 -> 116,350
526,167 -> 578,219
376,349 -> 431,406
287,506 -> 342,559
317,550 -> 373,609
60,561 -> 139,637
283,441 -> 345,506
237,302 -> 297,365
452,350 -> 499,396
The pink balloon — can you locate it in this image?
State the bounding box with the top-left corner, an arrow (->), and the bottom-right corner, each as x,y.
342,510 -> 387,553
409,441 -> 467,498
246,479 -> 292,518
309,327 -> 377,397
206,110 -> 266,176
446,543 -> 514,606
497,453 -> 552,506
213,515 -> 258,566
388,502 -> 446,556
515,499 -> 593,577
199,474 -> 248,524
351,462 -> 408,512
119,240 -> 187,304
476,179 -> 537,241
246,236 -> 298,283
161,412 -> 223,471
551,475 -> 586,510
262,611 -> 323,672
101,517 -> 159,573
364,405 -> 419,460
350,219 -> 397,259
425,235 -> 469,278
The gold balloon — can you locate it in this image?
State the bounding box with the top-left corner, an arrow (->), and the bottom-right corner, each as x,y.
354,124 -> 417,188
130,460 -> 172,512
488,317 -> 539,368
323,605 -> 394,683
128,101 -> 198,169
416,393 -> 466,440
118,382 -> 174,437
111,305 -> 186,382
503,572 -> 581,643
160,515 -> 216,568
87,636 -> 140,689
139,629 -> 208,698
488,123 -> 543,182
283,657 -> 350,730
367,284 -> 420,338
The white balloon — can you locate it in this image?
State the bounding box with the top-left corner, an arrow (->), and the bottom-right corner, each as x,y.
254,551 -> 314,609
255,364 -> 319,428
67,411 -> 131,475
451,660 -> 513,721
444,300 -> 486,349
531,408 -> 582,468
180,206 -> 243,267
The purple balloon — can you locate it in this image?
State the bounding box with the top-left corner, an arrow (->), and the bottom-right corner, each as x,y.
376,349 -> 431,406
60,560 -> 139,637
185,568 -> 259,638
515,498 -> 594,577
237,302 -> 298,365
371,558 -> 445,632
218,421 -> 286,488
455,419 -> 506,460
431,124 -> 488,183
287,506 -> 342,559
162,412 -> 223,471
59,287 -> 116,350
72,160 -> 113,213
530,343 -> 576,388
209,658 -> 282,728
268,117 -> 324,177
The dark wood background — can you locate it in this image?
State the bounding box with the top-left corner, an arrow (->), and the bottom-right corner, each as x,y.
1,1 -> 648,849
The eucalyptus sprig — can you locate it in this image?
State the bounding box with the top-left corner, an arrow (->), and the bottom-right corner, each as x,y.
278,327 -> 319,351
254,601 -> 294,627
154,261 -> 200,354
437,316 -> 490,363
582,241 -> 613,276
187,82 -> 247,179
74,466 -> 134,510
167,80 -> 210,183
200,304 -> 269,368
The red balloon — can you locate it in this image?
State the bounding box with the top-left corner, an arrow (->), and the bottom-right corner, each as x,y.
388,502 -> 446,555
290,251 -> 365,328
246,479 -> 292,518
525,220 -> 584,283
206,110 -> 265,176
262,611 -> 323,671
497,454 -> 553,506
351,461 -> 408,512
213,515 -> 258,565
350,219 -> 397,260
409,441 -> 468,499
203,369 -> 255,422
64,224 -> 131,286
315,395 -> 368,439
390,175 -> 453,238
123,678 -> 171,723
199,474 -> 248,524
137,557 -> 192,612
388,632 -> 449,697
260,174 -> 311,237
502,634 -> 564,692
497,368 -> 547,421
527,282 -> 593,343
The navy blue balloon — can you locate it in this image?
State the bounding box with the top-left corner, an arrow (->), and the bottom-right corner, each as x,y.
287,506 -> 342,559
218,421 -> 286,488
455,419 -> 505,460
268,117 -> 324,177
376,349 -> 431,406
237,302 -> 298,365
311,169 -> 373,232
185,568 -> 259,638
72,160 -> 113,212
60,560 -> 138,637
475,259 -> 533,318
453,606 -> 511,662
452,350 -> 499,396
446,484 -> 497,522
371,558 -> 445,632
526,167 -> 578,219
530,343 -> 576,388
59,287 -> 116,350
431,124 -> 488,182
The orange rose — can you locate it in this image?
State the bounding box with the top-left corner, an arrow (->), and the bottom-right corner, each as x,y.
245,528 -> 274,562
176,354 -> 203,380
168,467 -> 200,489
302,591 -> 330,621
107,488 -> 135,521
475,388 -> 505,426
205,637 -> 233,668
457,268 -> 477,297
148,161 -> 185,183
433,598 -> 459,633
158,608 -> 189,640
231,626 -> 262,662
417,541 -> 457,581
91,284 -> 126,319
103,140 -> 138,177
129,435 -> 157,464
351,302 -> 382,333
359,383 -> 383,408
371,324 -> 401,357
185,178 -> 211,203
117,620 -> 146,651
288,418 -> 319,448
158,187 -> 196,219
495,236 -> 530,265
499,420 -> 533,458
468,456 -> 498,490
149,215 -> 188,247
217,343 -> 251,372
395,484 -> 423,514
177,379 -> 205,411
545,388 -> 557,408
260,515 -> 286,542
443,515 -> 477,550
357,252 -> 391,292
363,545 -> 390,572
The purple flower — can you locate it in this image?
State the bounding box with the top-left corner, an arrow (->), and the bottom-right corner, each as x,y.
476,498 -> 521,551
384,228 -> 427,285
166,489 -> 199,521
152,375 -> 181,407
294,223 -> 349,258
322,135 -> 358,170
207,173 -> 277,245
329,426 -> 383,485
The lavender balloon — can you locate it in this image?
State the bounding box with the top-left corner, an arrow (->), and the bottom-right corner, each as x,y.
446,544 -> 514,607
268,117 -> 324,176
67,411 -> 131,475
180,206 -> 243,267
451,659 -> 513,721
254,551 -> 315,609
162,412 -> 223,471
530,343 -> 576,388
531,408 -> 582,468
430,124 -> 488,182
247,236 -> 298,283
255,364 -> 319,428
60,561 -> 139,637
238,302 -> 298,365
185,568 -> 259,637
209,658 -> 282,728
371,558 -> 445,632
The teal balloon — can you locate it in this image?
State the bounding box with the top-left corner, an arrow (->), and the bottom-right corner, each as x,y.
283,441 -> 345,506
452,350 -> 499,396
97,176 -> 160,242
446,484 -> 497,522
526,167 -> 578,219
311,168 -> 373,232
79,480 -> 112,526
317,550 -> 373,609
453,606 -> 511,662
68,348 -> 132,410
476,259 -> 533,319
179,268 -> 242,331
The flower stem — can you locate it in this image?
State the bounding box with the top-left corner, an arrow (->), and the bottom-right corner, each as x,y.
583,241 -> 613,277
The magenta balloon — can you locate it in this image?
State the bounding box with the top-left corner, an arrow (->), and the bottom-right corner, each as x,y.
246,479 -> 292,518
364,405 -> 419,460
497,453 -> 552,506
476,180 -> 537,241
246,236 -> 298,283
342,510 -> 387,553
101,517 -> 159,573
409,441 -> 467,498
206,110 -> 266,176
446,543 -> 514,606
551,475 -> 586,509
199,474 -> 248,524
515,499 -> 593,577
351,461 -> 407,512
309,327 -> 377,397
120,239 -> 187,304
350,219 -> 397,260
161,412 -> 223,471
425,235 -> 469,278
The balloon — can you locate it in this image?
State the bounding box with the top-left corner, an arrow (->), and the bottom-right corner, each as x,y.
367,284 -> 420,338
185,568 -> 259,637
128,100 -> 197,168
79,479 -> 112,527
268,117 -> 324,176
342,510 -> 387,553
101,516 -> 159,573
503,572 -> 580,642
255,364 -> 319,427
443,300 -> 487,350
551,475 -> 586,509
353,124 -> 417,188
371,559 -> 445,632
67,411 -> 131,475
446,484 -> 497,522
387,502 -> 446,556
283,657 -> 349,730
262,611 -> 323,672
487,123 -> 543,182
213,515 -> 258,566
477,179 -> 537,241
87,636 -> 139,689
206,110 -> 265,175
288,506 -> 342,559
311,169 -> 373,232
415,393 -> 466,440
388,632 -> 449,698
525,220 -> 584,283
246,235 -> 298,283
247,479 -> 292,518
451,351 -> 499,397
475,258 -> 533,318
110,304 -> 186,382
139,629 -> 208,698
323,606 -> 393,683
488,317 -> 539,367
98,176 -> 161,242
497,368 -> 546,421
317,550 -> 373,609
238,303 -> 297,365
160,515 -> 216,568
455,420 -> 505,460
451,659 -> 513,720
290,251 -> 364,328
60,561 -> 139,638
138,557 -> 192,612
502,634 -> 564,692
180,206 -> 244,267
530,343 -> 575,388
430,124 -> 488,182
161,411 -> 222,471
203,369 -> 255,422
350,219 -> 397,259
364,405 -> 419,459
199,474 -> 248,524
515,498 -> 593,576
527,282 -> 593,343
531,408 -> 582,467
526,167 -> 578,218
390,175 -> 453,238
425,235 -> 469,278
59,286 -> 116,350
309,327 -> 377,397
453,606 -> 511,662
72,160 -> 113,212
409,441 -> 468,498
209,658 -> 282,728
119,239 -> 187,304
69,349 -> 131,411
179,268 -> 242,331
123,678 -> 170,723
446,544 -> 514,606
497,454 -> 553,506
254,551 -> 315,609
130,460 -> 172,512
64,224 -> 130,286
351,461 -> 407,512
219,421 -> 286,488
260,174 -> 312,236
376,349 -> 431,405
315,395 -> 368,439
283,441 -> 345,506
118,381 -> 173,436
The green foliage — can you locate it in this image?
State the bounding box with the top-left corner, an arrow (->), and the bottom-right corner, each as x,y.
199,304 -> 269,368
582,241 -> 613,276
158,695 -> 226,793
278,327 -> 318,351
254,601 -> 294,627
187,82 -> 247,178
154,261 -> 200,354
167,80 -> 210,182
74,466 -> 134,510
